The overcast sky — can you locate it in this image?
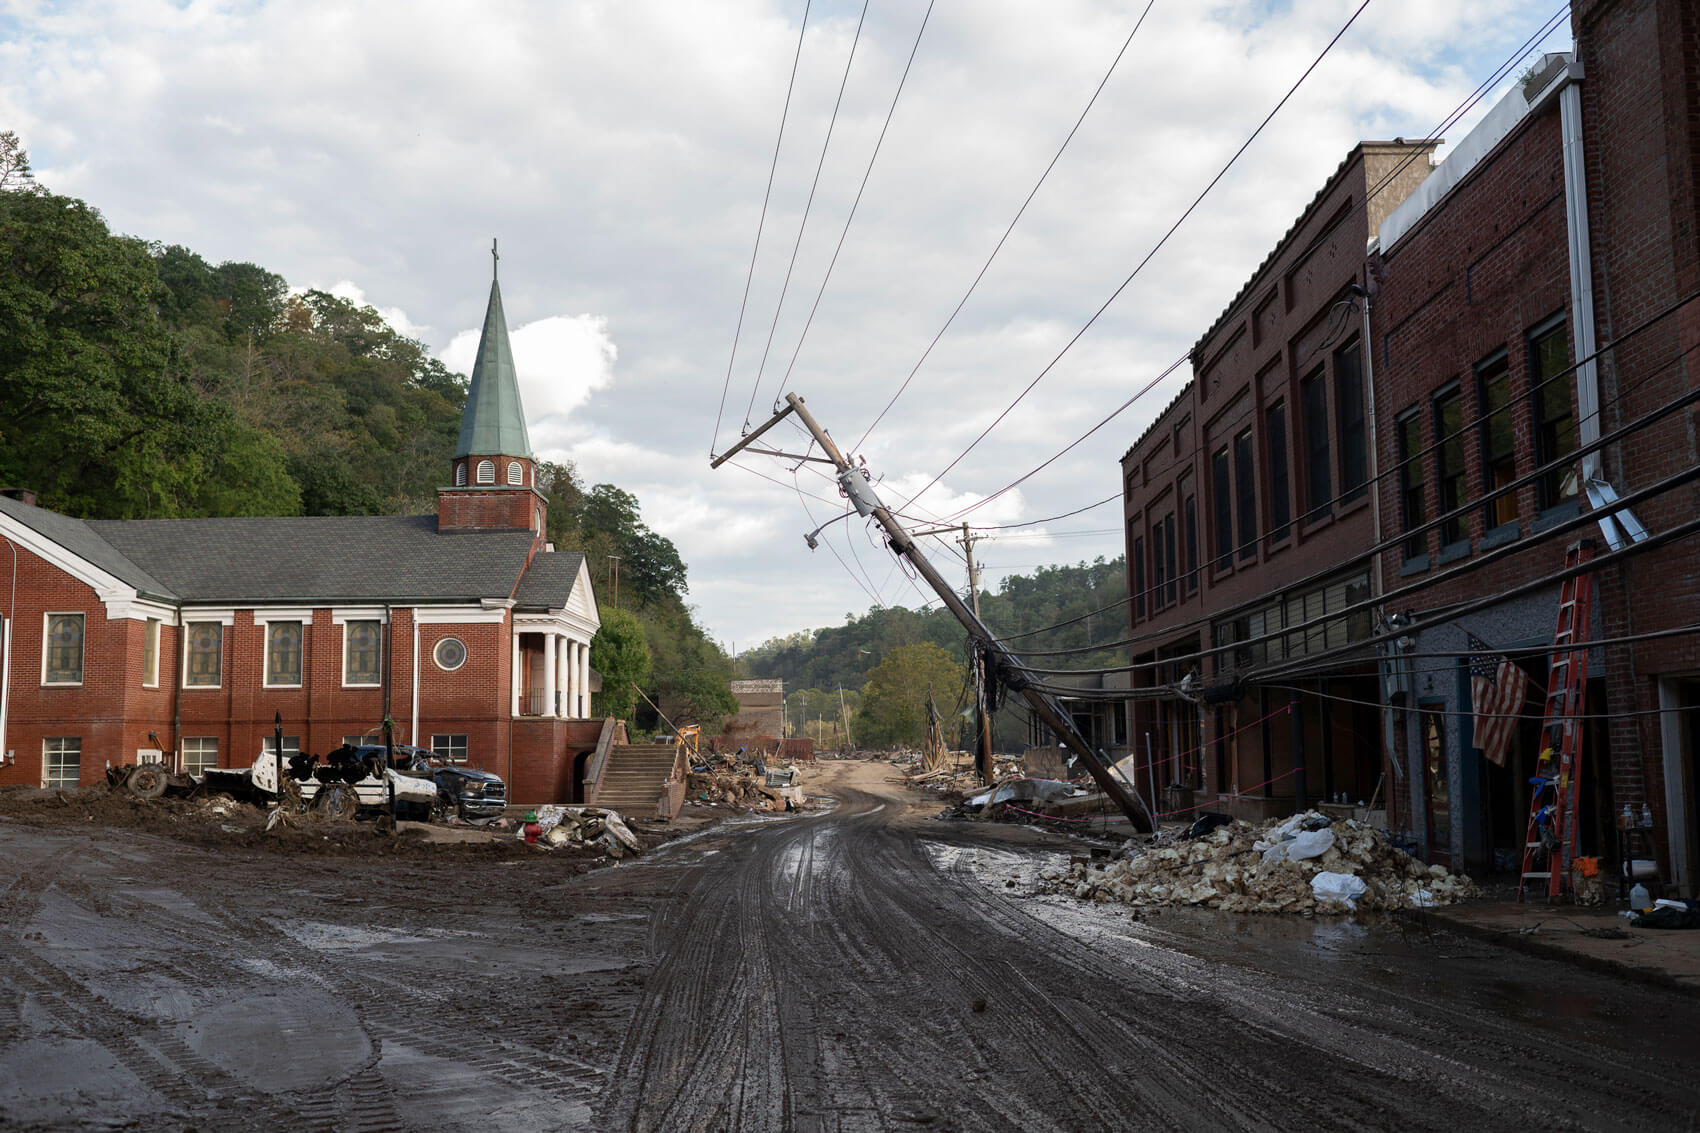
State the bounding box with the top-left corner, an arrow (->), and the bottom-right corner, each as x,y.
2,0 -> 1570,650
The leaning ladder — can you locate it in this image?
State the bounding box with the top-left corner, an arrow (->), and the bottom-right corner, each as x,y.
1519,540 -> 1597,901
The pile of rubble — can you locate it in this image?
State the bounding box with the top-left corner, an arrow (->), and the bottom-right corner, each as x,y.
685,753 -> 812,813
1049,811 -> 1476,915
527,805 -> 643,858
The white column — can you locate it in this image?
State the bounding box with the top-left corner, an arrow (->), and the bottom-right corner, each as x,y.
543,633 -> 558,717
559,640 -> 573,719
553,634 -> 566,717
578,640 -> 591,717
510,624 -> 522,717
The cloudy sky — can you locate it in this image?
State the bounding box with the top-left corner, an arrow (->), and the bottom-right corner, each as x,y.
2,0 -> 1571,650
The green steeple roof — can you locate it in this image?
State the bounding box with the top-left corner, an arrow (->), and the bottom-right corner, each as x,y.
454,248 -> 532,460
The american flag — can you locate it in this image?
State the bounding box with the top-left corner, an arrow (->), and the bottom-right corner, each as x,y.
1468,633 -> 1528,766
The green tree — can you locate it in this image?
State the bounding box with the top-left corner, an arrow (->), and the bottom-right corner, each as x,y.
856,642 -> 967,749
590,604 -> 650,722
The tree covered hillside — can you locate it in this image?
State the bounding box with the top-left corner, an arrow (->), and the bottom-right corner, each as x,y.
0,132 -> 732,734
741,555 -> 1128,749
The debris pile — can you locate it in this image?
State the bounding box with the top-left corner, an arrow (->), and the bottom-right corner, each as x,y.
686,751 -> 813,812
528,805 -> 644,858
1048,810 -> 1476,915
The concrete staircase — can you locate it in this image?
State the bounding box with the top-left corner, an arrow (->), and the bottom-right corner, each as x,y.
591,744 -> 681,817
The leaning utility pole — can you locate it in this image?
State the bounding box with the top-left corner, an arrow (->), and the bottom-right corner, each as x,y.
713,394 -> 1155,832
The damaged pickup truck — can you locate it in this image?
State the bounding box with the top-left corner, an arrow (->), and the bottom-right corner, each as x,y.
205,744 -> 440,820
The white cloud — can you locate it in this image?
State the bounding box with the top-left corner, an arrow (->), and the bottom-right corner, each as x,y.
0,0 -> 1571,647
439,312 -> 617,425
301,280 -> 430,341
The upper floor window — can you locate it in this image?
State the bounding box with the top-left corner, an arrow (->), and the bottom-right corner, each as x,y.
1434,386 -> 1468,548
1300,369 -> 1332,522
1397,410 -> 1427,561
1179,472 -> 1199,593
265,620 -> 303,687
455,462 -> 467,486
185,621 -> 223,687
507,461 -> 523,485
1132,531 -> 1146,620
43,613 -> 83,685
1335,343 -> 1366,503
432,734 -> 469,763
1530,319 -> 1578,510
1151,514 -> 1170,610
142,617 -> 160,687
1161,512 -> 1177,607
1234,429 -> 1257,561
1476,352 -> 1517,530
344,619 -> 381,686
1212,446 -> 1233,572
476,459 -> 495,485
1265,401 -> 1291,544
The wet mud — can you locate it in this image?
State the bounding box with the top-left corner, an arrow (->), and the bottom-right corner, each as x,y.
2,763 -> 1698,1131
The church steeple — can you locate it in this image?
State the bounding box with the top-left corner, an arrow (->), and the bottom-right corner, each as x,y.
440,240 -> 546,539
455,238 -> 532,462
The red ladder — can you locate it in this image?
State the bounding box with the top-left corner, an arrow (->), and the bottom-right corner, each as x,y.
1519,540 -> 1597,901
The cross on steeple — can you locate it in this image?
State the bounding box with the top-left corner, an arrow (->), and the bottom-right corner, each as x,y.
492,237 -> 499,280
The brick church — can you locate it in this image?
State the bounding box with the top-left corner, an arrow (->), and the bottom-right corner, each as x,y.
0,256 -> 609,803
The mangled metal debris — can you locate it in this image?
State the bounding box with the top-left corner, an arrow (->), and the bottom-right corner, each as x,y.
1048,810 -> 1476,915
527,805 -> 644,858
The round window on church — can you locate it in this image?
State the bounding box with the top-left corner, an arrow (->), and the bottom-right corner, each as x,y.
434,637 -> 467,672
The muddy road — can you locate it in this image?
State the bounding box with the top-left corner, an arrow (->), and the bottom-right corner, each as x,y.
2,760 -> 1698,1131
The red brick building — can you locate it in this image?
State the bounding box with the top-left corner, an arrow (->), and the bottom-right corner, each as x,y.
1116,141 -> 1438,822
0,261 -> 606,804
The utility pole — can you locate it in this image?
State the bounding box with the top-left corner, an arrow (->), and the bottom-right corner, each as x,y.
959,523 -> 995,784
713,394 -> 1155,831
838,685 -> 853,752
607,555 -> 621,609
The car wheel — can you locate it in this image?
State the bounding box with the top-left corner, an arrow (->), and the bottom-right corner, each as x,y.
318,784 -> 358,821
126,764 -> 169,799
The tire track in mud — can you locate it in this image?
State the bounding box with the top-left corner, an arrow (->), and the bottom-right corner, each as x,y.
604,770 -> 1700,1132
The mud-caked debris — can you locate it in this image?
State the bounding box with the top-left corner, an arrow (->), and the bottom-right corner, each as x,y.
1045,810 -> 1476,915
529,805 -> 644,858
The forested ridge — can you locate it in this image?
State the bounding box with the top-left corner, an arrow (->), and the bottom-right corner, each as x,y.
742,556 -> 1128,750
0,133 -> 734,731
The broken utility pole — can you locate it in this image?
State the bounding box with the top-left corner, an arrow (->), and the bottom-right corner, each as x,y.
712,394 -> 1156,832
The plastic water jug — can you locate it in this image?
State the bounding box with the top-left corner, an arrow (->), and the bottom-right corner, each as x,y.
1629,881 -> 1652,910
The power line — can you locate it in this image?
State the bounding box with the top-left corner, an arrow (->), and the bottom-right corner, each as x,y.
743,0 -> 874,430
713,1 -> 814,458
934,4 -> 1571,523
778,0 -> 939,392
897,0 -> 1373,513
854,0 -> 1156,453
1002,288 -> 1700,660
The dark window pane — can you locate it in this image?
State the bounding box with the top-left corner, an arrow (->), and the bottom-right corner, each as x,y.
1266,402 -> 1290,542
1164,513 -> 1177,605
1477,354 -> 1517,528
1212,446 -> 1233,572
346,619 -> 381,685
46,613 -> 83,684
1132,534 -> 1146,619
1397,412 -> 1427,560
1434,388 -> 1467,546
1234,429 -> 1256,560
1183,492 -> 1198,592
266,621 -> 302,686
187,622 -> 223,687
1301,371 -> 1331,521
1530,322 -> 1577,509
1335,344 -> 1366,502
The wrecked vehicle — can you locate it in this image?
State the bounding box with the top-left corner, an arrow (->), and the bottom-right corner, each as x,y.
204,744 -> 438,820
106,761 -> 197,799
431,764 -> 508,821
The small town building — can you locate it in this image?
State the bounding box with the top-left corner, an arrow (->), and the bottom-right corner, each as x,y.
0,256 -> 606,803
